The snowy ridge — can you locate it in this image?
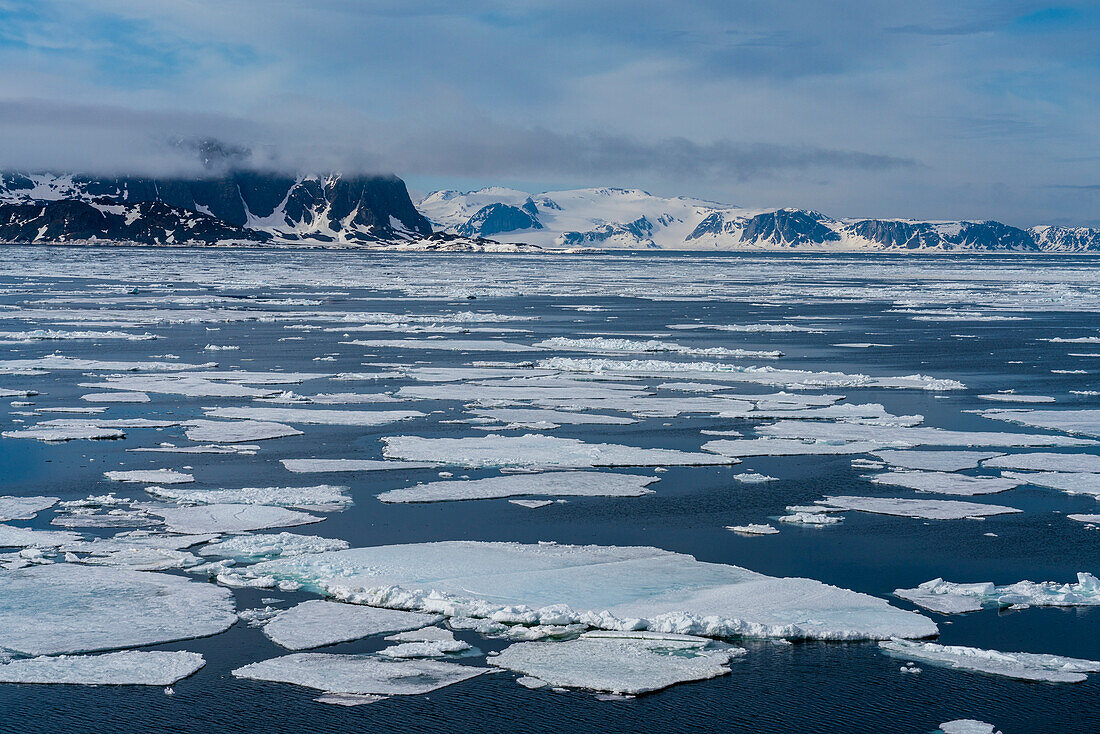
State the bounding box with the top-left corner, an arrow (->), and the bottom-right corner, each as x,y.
418,186 -> 1100,252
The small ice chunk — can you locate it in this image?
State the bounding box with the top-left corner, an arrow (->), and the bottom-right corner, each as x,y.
263,600 -> 442,650
733,472 -> 777,484
314,693 -> 387,706
869,471 -> 1021,496
377,640 -> 472,658
232,653 -> 486,695
0,651 -> 205,685
816,496 -> 1021,520
510,499 -> 553,509
385,627 -> 455,643
281,459 -> 437,473
939,720 -> 1001,734
777,513 -> 842,526
489,631 -> 743,695
879,639 -> 1100,683
0,496 -> 58,522
105,469 -> 194,484
896,573 -> 1100,613
377,472 -> 658,503
154,504 -> 323,534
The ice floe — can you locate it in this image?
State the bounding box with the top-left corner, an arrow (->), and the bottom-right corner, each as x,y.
280,459 -> 438,473
472,408 -> 636,426
199,532 -> 349,561
533,337 -> 781,359
203,406 -> 424,426
262,600 -> 442,650
872,451 -> 1005,472
146,484 -> 351,511
232,653 -> 486,695
0,496 -> 58,522
756,421 -> 1095,447
982,452 -> 1100,473
377,472 -> 658,503
977,394 -> 1055,403
869,471 -> 1021,496
726,524 -> 779,535
879,639 -> 1100,683
0,564 -> 235,655
895,573 -> 1100,614
376,639 -> 472,658
80,391 -> 150,403
490,631 -> 743,695
979,409 -> 1100,437
346,338 -> 541,352
249,540 -> 936,640
383,434 -> 738,468
815,496 -> 1021,520
1000,471 -> 1100,498
0,651 -> 205,686
0,525 -> 83,548
703,438 -> 884,457
183,420 -> 302,443
938,720 -> 1001,734
105,469 -> 194,484
153,504 -> 323,534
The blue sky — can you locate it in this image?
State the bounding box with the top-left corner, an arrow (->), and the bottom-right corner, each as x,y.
0,1 -> 1096,226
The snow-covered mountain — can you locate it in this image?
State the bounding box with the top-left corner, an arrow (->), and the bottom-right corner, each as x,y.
418,187 -> 1100,252
0,171 -> 433,246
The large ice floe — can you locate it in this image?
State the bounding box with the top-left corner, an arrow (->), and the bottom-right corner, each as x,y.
376,472 -> 658,503
153,504 -> 323,534
868,471 -> 1021,496
183,420 -> 302,443
872,451 -> 1005,472
879,640 -> 1100,683
895,573 -> 1100,614
814,496 -> 1021,520
262,600 -> 442,650
232,654 -> 486,695
983,452 -> 1100,473
0,651 -> 205,685
0,564 -> 235,655
979,409 -> 1100,437
489,631 -> 743,695
1000,471 -> 1100,498
202,406 -> 424,426
382,434 -> 738,468
146,484 -> 351,511
246,541 -> 936,640
0,496 -> 58,521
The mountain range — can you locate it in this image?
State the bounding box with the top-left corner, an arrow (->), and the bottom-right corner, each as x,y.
0,172 -> 1096,252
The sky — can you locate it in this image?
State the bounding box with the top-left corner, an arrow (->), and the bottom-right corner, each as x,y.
0,1 -> 1096,226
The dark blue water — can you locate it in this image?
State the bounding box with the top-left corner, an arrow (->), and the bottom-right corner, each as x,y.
0,248 -> 1098,733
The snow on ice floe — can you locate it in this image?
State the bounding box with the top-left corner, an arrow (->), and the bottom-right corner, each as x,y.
262,600 -> 442,650
982,452 -> 1100,473
0,651 -> 205,686
869,471 -> 1021,496
489,631 -> 743,695
146,484 -> 351,511
377,472 -> 658,503
815,496 -> 1021,520
80,392 -> 150,403
536,357 -> 965,391
248,541 -> 936,640
183,420 -> 302,443
938,720 -> 1001,734
199,532 -> 349,561
232,653 -> 485,695
533,337 -> 781,359
345,338 -> 541,352
895,572 -> 1100,615
382,434 -> 738,468
879,639 -> 1100,683
979,409 -> 1100,437
104,469 -> 194,484
153,504 -> 323,534
280,459 -> 438,473
0,564 -> 235,655
1000,471 -> 1100,498
0,496 -> 58,521
202,406 -> 424,426
872,451 -> 1005,472
756,421 -> 1096,447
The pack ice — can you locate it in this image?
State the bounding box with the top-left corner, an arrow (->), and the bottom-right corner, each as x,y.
249,541 -> 936,640
0,564 -> 235,655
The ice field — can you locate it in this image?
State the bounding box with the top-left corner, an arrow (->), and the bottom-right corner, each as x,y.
0,247 -> 1098,733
